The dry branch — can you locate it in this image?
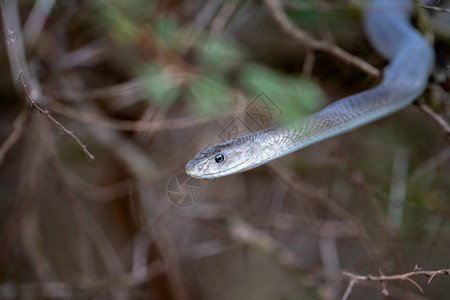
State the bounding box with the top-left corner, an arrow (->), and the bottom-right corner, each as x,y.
341,267 -> 450,300
415,100 -> 450,138
268,162 -> 383,265
48,100 -> 233,132
0,3 -> 94,161
267,0 -> 450,141
421,5 -> 450,14
263,0 -> 380,77
0,108 -> 29,166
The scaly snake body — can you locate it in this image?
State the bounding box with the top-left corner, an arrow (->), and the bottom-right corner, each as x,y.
186,0 -> 434,179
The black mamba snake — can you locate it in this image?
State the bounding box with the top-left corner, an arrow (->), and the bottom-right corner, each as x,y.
186,0 -> 435,179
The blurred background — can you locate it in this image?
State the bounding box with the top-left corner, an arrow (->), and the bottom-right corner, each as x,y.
0,0 -> 449,299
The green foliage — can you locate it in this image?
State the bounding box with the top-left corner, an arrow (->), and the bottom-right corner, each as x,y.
240,64 -> 324,122
154,17 -> 180,46
286,0 -> 317,26
188,74 -> 233,114
98,5 -> 138,42
196,36 -> 244,73
286,0 -> 360,34
94,0 -> 156,42
140,65 -> 181,106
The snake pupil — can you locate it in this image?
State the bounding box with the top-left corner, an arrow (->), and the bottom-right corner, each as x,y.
215,154 -> 224,163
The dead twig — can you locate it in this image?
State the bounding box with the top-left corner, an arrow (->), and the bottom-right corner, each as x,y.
48,100 -> 233,132
268,162 -> 382,265
19,117 -> 56,281
23,0 -> 56,46
268,0 -> 450,142
411,146 -> 450,179
330,140 -> 404,268
341,267 -> 450,300
421,5 -> 450,14
0,3 -> 94,161
388,148 -> 409,230
0,108 -> 30,166
210,1 -> 238,35
263,0 -> 380,77
65,189 -> 125,276
341,278 -> 357,300
414,100 -> 450,138
0,261 -> 164,297
178,203 -> 322,298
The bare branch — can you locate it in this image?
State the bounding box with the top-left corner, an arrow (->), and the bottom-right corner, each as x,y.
23,0 -> 56,46
0,108 -> 29,166
0,3 -> 95,161
341,278 -> 357,300
414,100 -> 450,138
268,162 -> 382,265
263,0 -> 380,77
411,146 -> 450,179
341,267 -> 450,300
48,100 -> 234,132
267,0 -> 450,140
421,5 -> 450,14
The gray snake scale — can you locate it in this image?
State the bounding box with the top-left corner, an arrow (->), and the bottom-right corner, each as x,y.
186,0 -> 434,179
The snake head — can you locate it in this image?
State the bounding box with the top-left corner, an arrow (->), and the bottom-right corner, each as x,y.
185,136 -> 258,179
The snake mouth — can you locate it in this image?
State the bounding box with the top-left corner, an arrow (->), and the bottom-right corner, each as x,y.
185,160 -> 201,178
185,164 -> 236,179
185,159 -> 243,179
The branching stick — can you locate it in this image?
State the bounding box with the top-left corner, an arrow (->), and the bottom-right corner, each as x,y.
0,3 -> 94,161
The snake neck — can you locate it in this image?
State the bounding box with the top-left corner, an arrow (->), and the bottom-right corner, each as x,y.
243,0 -> 434,170
249,77 -> 431,169
186,0 -> 435,179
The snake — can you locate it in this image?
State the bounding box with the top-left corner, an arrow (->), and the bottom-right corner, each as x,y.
185,0 -> 434,179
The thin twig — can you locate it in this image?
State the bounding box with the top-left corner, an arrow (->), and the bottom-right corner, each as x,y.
388,148 -> 409,230
82,261 -> 164,291
178,203 -> 322,298
210,1 -> 238,35
421,5 -> 450,14
23,0 -> 57,46
411,146 -> 450,179
65,188 -> 124,276
268,162 -> 382,265
341,267 -> 450,300
19,117 -> 56,281
0,261 -> 164,296
0,3 -> 95,161
48,100 -> 234,132
414,101 -> 450,138
331,140 -> 403,267
263,0 -> 380,77
282,1 -> 357,11
269,0 -> 450,139
83,104 -> 160,179
302,49 -> 315,76
341,278 -> 357,300
0,108 -> 30,166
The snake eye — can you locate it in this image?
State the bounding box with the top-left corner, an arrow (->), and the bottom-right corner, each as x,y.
215,154 -> 224,163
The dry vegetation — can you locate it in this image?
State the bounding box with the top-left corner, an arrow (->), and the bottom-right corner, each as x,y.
0,0 -> 449,299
